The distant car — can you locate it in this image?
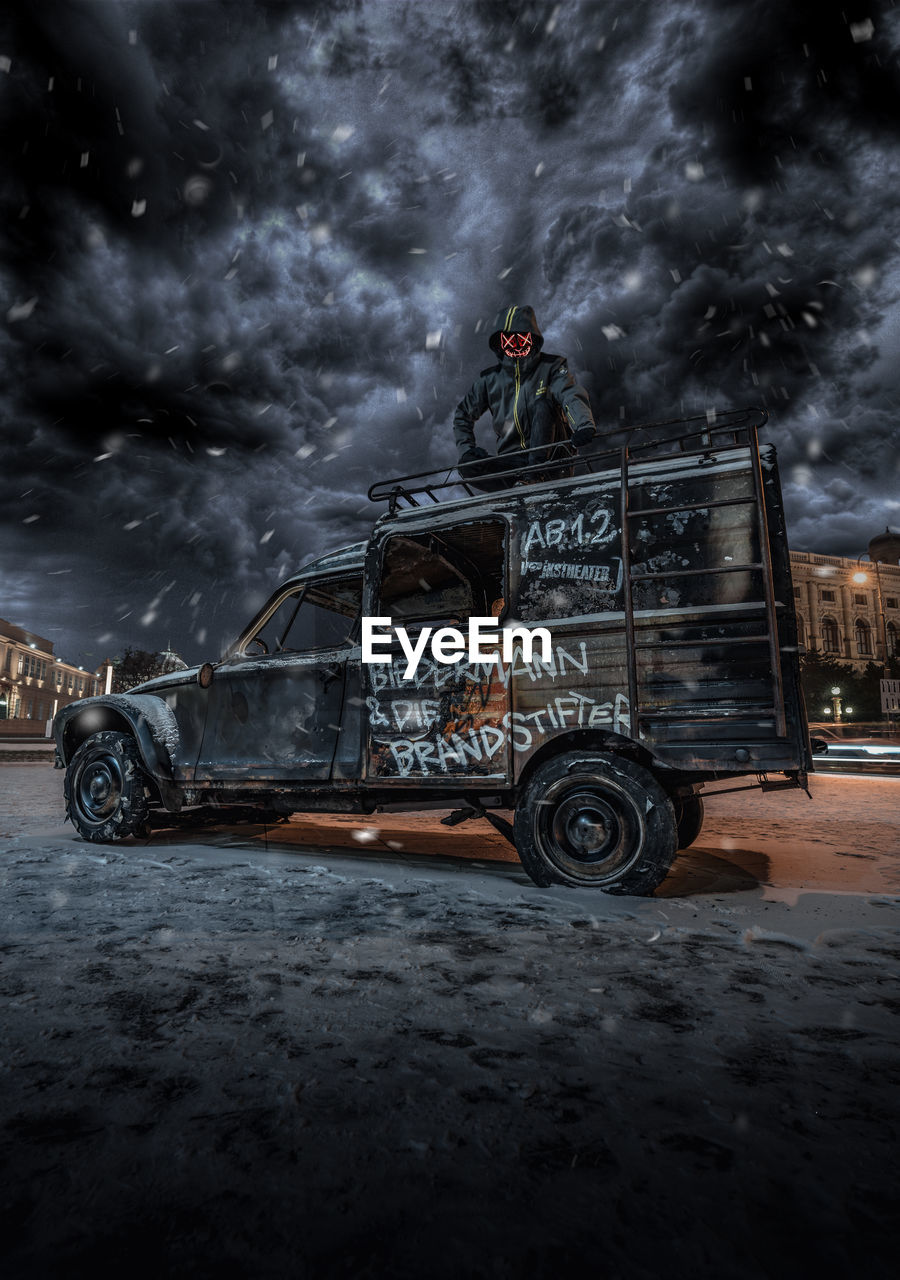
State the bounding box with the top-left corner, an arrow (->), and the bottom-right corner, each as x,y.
809,729 -> 900,774
53,407 -> 814,894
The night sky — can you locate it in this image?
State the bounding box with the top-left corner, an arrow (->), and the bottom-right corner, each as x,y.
3,0 -> 899,670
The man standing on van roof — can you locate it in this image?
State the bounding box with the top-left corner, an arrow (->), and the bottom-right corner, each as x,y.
453,304 -> 596,484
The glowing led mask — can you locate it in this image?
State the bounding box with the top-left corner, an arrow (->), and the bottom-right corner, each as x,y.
499,330 -> 534,359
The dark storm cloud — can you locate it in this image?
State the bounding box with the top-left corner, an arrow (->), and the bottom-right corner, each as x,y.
2,0 -> 899,667
667,0 -> 900,183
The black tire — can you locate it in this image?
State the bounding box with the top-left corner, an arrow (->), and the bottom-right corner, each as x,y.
674,794 -> 705,849
513,751 -> 678,894
65,731 -> 151,842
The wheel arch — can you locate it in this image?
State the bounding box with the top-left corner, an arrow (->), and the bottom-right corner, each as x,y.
54,695 -> 177,784
513,728 -> 659,799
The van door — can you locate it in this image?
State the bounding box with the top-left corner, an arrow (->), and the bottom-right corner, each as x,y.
363,519 -> 512,785
196,575 -> 361,781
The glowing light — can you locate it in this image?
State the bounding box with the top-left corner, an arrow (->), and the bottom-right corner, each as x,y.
500,331 -> 533,359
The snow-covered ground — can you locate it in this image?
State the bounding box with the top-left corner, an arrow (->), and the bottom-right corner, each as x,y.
1,765 -> 898,1279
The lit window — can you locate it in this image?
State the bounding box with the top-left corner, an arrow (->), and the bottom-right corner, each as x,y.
821,617 -> 840,652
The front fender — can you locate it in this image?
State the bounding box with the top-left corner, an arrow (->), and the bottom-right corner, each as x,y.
53,694 -> 180,783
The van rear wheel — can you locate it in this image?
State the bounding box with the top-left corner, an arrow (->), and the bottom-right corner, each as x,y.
674,794 -> 705,849
513,752 -> 678,894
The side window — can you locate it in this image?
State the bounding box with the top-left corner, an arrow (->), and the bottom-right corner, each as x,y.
378,522 -> 506,623
291,578 -> 361,650
249,577 -> 362,654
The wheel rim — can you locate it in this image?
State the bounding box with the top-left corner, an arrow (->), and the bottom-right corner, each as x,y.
74,749 -> 126,826
535,771 -> 646,884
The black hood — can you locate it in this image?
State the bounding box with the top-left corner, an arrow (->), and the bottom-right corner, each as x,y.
488,304 -> 544,358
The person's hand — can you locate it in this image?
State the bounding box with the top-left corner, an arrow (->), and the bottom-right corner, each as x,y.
459,446 -> 489,466
571,425 -> 594,447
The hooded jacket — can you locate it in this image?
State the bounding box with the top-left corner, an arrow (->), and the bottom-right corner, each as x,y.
452,304 -> 596,458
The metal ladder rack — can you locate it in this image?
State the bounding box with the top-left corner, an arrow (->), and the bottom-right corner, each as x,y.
367,406 -> 770,513
618,416 -> 787,740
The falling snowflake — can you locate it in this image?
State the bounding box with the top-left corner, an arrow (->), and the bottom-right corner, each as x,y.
184,175 -> 212,206
7,297 -> 38,322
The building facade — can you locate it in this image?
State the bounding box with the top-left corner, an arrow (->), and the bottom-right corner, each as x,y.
789,549 -> 900,670
0,619 -> 111,731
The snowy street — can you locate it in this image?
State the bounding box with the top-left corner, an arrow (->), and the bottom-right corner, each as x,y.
1,764 -> 898,1278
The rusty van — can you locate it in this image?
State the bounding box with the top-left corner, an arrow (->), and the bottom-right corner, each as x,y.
53,407 -> 812,894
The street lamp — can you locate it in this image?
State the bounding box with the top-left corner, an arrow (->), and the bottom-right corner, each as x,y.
855,555 -> 889,665
830,686 -> 843,722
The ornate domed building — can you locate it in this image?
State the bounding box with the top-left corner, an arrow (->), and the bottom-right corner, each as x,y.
158,646 -> 188,674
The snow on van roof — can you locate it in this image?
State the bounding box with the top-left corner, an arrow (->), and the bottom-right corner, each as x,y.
292,542 -> 367,580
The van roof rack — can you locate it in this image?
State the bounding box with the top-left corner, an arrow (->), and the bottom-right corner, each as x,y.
368,405 -> 769,513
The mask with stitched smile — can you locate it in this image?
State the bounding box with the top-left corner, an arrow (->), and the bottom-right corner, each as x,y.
499,330 -> 534,359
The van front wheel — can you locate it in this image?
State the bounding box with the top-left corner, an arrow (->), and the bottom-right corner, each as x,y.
65,730 -> 151,842
513,752 -> 678,894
